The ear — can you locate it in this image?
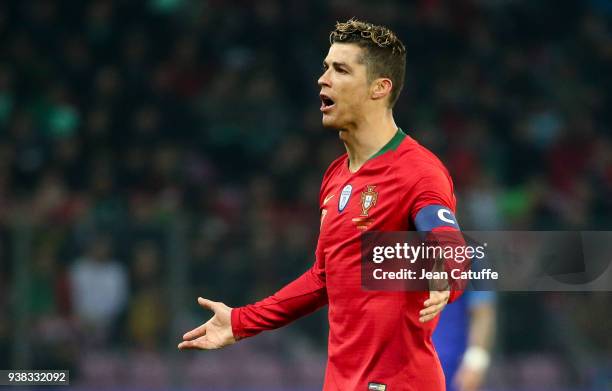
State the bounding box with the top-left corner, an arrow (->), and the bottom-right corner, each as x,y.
371,78 -> 393,101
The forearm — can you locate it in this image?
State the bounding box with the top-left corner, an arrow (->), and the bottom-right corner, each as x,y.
468,304 -> 495,350
231,267 -> 327,339
459,303 -> 496,373
429,226 -> 467,303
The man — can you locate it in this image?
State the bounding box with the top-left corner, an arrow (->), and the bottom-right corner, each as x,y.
179,18 -> 463,390
434,291 -> 496,391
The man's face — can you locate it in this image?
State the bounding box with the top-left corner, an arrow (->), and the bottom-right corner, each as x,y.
318,43 -> 371,129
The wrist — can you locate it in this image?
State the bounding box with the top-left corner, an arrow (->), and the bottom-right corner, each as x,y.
230,307 -> 244,341
462,346 -> 490,371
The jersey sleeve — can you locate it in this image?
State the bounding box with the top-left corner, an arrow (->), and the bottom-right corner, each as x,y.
230,253 -> 327,339
230,163 -> 340,340
406,165 -> 466,303
408,165 -> 457,223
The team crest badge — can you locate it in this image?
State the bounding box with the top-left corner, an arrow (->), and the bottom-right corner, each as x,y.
360,185 -> 378,216
338,184 -> 352,212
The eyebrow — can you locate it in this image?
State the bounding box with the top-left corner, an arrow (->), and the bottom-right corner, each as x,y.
323,61 -> 352,70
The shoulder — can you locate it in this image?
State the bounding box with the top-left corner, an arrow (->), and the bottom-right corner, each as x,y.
392,134 -> 457,215
393,135 -> 452,185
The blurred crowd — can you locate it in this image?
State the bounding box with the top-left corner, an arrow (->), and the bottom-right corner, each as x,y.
0,0 -> 611,388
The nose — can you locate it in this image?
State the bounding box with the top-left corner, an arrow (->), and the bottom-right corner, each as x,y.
318,69 -> 331,88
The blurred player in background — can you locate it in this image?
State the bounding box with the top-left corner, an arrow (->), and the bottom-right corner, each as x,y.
179,18 -> 465,390
434,292 -> 496,391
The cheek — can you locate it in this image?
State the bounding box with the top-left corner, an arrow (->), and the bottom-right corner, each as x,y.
343,87 -> 366,109
335,79 -> 368,112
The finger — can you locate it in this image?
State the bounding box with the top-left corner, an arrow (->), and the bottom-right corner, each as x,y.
419,312 -> 439,322
423,295 -> 441,307
419,314 -> 434,322
198,297 -> 217,312
178,340 -> 200,350
419,303 -> 445,321
424,291 -> 449,307
178,337 -> 211,350
423,298 -> 437,307
419,304 -> 436,316
183,323 -> 207,340
419,302 -> 443,316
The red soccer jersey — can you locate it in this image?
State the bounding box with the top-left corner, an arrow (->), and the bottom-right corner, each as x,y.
232,129 -> 459,391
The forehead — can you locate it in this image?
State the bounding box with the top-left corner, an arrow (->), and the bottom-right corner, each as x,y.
324,43 -> 365,66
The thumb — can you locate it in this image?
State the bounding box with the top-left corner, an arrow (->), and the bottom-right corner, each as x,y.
197,297 -> 217,312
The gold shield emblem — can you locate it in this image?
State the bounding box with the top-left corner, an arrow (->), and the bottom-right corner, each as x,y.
360,185 -> 378,216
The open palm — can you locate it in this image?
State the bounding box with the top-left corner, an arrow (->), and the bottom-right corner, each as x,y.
178,297 -> 236,350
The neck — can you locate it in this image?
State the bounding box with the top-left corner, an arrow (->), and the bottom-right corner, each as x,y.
340,109 -> 398,173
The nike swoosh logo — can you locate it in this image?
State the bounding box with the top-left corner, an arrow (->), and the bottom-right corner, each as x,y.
323,194 -> 335,205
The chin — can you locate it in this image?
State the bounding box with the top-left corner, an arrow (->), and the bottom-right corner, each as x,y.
321,118 -> 335,129
321,114 -> 342,129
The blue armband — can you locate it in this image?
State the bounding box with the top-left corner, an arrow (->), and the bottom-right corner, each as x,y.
414,204 -> 460,231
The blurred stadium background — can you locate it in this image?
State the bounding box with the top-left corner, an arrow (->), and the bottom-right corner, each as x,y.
0,0 -> 611,390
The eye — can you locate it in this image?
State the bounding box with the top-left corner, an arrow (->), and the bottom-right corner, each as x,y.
334,66 -> 348,74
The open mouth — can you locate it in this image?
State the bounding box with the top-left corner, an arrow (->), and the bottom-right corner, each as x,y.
320,93 -> 335,112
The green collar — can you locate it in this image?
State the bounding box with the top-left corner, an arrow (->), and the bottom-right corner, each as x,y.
369,128 -> 407,160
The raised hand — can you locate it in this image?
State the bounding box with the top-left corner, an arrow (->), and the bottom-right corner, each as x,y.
178,297 -> 236,350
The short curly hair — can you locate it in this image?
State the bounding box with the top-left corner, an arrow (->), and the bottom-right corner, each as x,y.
330,18 -> 406,108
